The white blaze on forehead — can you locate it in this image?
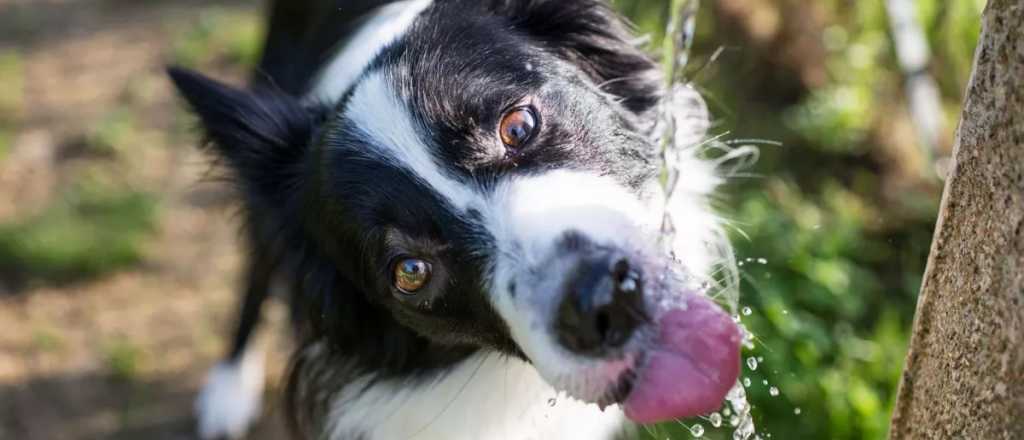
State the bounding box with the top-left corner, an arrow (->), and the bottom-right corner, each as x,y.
309,0 -> 433,103
343,71 -> 477,211
489,170 -> 661,263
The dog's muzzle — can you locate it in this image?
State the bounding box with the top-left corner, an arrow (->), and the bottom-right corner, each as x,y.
545,231 -> 743,423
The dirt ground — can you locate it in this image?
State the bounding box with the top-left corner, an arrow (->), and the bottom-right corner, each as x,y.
0,1 -> 293,438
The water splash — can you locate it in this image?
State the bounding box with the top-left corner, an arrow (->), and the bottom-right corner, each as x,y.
725,382 -> 757,440
655,0 -> 765,438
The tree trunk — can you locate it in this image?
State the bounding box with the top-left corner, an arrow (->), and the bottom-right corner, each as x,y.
889,1 -> 1024,439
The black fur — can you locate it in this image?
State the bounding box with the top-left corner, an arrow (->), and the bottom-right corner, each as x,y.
170,1 -> 664,438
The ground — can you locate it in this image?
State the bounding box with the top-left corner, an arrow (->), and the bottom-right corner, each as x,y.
0,1 -> 292,438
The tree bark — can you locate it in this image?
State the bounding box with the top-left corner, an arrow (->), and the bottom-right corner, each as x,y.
889,1 -> 1024,439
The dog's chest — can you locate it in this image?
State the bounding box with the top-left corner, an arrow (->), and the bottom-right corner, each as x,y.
324,354 -> 626,440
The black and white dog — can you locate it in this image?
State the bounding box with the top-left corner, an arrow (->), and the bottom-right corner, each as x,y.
169,1 -> 742,439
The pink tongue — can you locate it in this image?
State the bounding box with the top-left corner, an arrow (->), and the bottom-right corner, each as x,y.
623,295 -> 742,423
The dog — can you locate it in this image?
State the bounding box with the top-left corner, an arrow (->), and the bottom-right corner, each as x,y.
168,1 -> 743,439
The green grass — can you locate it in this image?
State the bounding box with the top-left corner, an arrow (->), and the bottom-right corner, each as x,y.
0,128 -> 11,162
31,327 -> 65,352
105,338 -> 143,382
0,49 -> 24,163
0,49 -> 24,123
171,8 -> 263,70
0,184 -> 158,284
86,108 -> 138,157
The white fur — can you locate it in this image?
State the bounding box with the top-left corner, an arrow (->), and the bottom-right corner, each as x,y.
343,71 -> 479,211
195,349 -> 266,439
491,170 -> 663,257
327,352 -> 626,440
310,0 -> 433,103
659,84 -> 740,308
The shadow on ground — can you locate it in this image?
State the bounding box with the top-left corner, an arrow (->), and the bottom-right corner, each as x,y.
0,372 -> 287,439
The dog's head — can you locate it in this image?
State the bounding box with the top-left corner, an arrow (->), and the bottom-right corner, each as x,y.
171,0 -> 740,423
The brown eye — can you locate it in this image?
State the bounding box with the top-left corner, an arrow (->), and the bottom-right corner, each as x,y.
394,258 -> 432,293
499,106 -> 538,149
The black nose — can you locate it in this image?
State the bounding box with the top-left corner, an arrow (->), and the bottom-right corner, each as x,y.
556,253 -> 647,356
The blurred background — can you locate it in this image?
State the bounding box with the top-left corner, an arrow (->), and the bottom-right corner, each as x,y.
0,0 -> 983,439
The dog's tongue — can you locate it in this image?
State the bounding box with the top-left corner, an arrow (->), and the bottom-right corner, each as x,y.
623,295 -> 742,423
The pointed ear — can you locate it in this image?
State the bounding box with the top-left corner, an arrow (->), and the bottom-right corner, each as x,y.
167,67 -> 325,194
498,0 -> 662,116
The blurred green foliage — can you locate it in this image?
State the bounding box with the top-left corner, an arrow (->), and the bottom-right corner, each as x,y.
0,49 -> 24,161
0,8 -> 264,288
613,0 -> 982,438
0,183 -> 157,285
0,49 -> 24,121
172,8 -> 263,69
87,108 -> 140,157
105,338 -> 143,382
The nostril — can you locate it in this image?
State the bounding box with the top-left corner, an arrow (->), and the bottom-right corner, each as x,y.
595,310 -> 611,341
556,253 -> 647,356
612,257 -> 631,279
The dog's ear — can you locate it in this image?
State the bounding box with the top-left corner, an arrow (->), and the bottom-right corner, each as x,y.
496,0 -> 662,116
167,67 -> 325,197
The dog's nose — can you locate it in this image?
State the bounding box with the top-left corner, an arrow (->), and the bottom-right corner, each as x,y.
556,253 -> 646,356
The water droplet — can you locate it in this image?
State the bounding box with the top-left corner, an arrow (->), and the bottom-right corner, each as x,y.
757,356 -> 764,363
690,424 -> 704,437
762,380 -> 768,385
722,408 -> 731,416
619,278 -> 637,293
729,415 -> 740,427
741,306 -> 752,316
769,386 -> 779,396
743,377 -> 751,387
794,407 -> 802,415
709,412 -> 722,427
733,418 -> 755,440
782,309 -> 789,315
746,357 -> 758,370
738,261 -> 745,267
547,397 -> 557,407
756,258 -> 767,264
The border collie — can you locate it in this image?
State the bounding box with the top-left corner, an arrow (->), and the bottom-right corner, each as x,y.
168,1 -> 742,439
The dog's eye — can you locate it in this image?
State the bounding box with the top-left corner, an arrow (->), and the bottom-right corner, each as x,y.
394,258 -> 432,293
499,106 -> 538,149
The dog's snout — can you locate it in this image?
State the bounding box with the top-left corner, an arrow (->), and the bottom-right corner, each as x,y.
556,252 -> 646,356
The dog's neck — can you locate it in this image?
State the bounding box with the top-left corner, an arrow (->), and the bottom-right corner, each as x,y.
320,351 -> 626,440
